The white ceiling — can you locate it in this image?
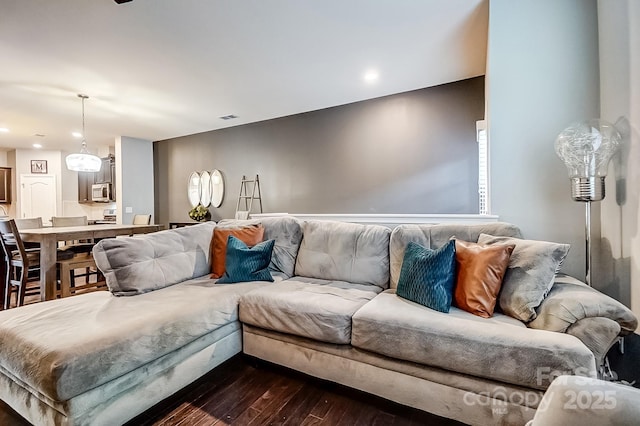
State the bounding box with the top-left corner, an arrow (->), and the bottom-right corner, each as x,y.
0,0 -> 488,151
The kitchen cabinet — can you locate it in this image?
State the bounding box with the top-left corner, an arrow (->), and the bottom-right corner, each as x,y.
78,172 -> 94,203
77,156 -> 116,203
95,155 -> 114,184
0,167 -> 11,203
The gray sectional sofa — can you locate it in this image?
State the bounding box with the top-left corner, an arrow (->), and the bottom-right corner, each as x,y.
0,217 -> 636,426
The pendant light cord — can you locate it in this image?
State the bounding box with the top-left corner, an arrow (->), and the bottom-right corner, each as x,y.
78,94 -> 89,152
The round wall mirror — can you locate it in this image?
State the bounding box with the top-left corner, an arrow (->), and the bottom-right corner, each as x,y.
187,171 -> 201,208
211,169 -> 224,208
200,171 -> 212,207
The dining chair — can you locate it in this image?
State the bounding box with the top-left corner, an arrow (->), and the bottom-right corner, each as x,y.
15,217 -> 44,250
132,214 -> 152,225
0,219 -> 43,309
51,216 -> 94,253
15,217 -> 75,259
15,217 -> 43,230
51,216 -> 102,291
57,253 -> 106,298
51,215 -> 88,227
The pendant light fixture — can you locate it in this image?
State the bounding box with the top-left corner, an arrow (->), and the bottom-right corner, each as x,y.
65,94 -> 102,172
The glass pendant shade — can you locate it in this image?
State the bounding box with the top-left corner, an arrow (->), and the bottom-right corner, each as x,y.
66,94 -> 102,172
65,149 -> 102,172
555,119 -> 621,201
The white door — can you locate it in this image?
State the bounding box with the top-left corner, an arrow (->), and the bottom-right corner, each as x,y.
20,175 -> 57,225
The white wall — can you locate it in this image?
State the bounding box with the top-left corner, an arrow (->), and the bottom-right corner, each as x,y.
487,0 -> 600,278
12,149 -> 63,220
598,0 -> 640,316
116,136 -> 154,224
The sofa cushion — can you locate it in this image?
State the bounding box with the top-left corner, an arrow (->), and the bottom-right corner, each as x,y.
454,239 -> 515,318
93,222 -> 215,296
217,216 -> 303,278
351,291 -> 597,390
239,276 -> 382,344
210,224 -> 264,279
217,237 -> 275,284
294,220 -> 391,288
396,240 -> 457,313
0,276 -> 273,402
389,222 -> 523,289
477,234 -> 570,322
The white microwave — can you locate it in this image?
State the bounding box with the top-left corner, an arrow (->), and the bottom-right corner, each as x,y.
91,183 -> 112,202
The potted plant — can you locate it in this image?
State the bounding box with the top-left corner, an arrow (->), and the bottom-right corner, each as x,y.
188,204 -> 211,222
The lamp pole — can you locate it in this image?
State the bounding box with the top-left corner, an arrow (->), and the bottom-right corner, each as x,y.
585,200 -> 591,286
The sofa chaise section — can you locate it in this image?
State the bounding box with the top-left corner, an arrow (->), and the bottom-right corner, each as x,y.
0,275 -> 272,425
0,222 -> 275,426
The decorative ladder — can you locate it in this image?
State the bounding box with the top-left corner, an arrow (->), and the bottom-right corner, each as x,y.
235,175 -> 263,220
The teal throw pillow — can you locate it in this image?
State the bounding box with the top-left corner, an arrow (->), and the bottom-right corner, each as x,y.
396,240 -> 457,313
217,236 -> 275,284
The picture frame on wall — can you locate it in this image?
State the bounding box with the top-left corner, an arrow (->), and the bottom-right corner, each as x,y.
31,160 -> 47,174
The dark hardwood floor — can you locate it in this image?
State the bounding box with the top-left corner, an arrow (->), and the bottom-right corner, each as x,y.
1,334 -> 638,426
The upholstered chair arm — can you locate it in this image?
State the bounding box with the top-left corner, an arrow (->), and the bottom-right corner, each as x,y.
526,375 -> 640,426
528,274 -> 637,365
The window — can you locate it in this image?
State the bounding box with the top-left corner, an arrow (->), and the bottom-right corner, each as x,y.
476,120 -> 489,215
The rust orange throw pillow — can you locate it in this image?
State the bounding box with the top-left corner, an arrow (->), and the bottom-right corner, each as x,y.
454,239 -> 515,318
210,225 -> 265,278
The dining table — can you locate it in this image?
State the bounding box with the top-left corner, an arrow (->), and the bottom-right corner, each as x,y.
19,223 -> 163,301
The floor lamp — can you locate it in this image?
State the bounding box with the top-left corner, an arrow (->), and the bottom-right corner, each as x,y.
555,119 -> 623,375
555,119 -> 621,286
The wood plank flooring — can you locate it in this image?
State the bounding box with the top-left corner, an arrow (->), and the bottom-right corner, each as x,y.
126,355 -> 463,426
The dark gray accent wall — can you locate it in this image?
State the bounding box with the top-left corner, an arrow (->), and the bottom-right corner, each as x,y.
154,77 -> 484,224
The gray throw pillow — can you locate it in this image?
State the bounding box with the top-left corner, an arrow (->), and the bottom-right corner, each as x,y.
476,233 -> 570,322
93,222 -> 215,296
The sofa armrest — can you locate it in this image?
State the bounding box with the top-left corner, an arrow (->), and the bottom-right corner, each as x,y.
528,274 -> 637,365
566,317 -> 620,366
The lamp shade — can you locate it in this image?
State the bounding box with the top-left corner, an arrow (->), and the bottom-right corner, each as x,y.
65,152 -> 102,172
555,119 -> 621,201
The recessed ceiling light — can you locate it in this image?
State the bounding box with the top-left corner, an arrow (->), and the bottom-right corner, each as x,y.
0,128 -> 9,133
33,143 -> 43,149
364,70 -> 379,83
219,114 -> 238,120
72,131 -> 82,138
34,133 -> 46,137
